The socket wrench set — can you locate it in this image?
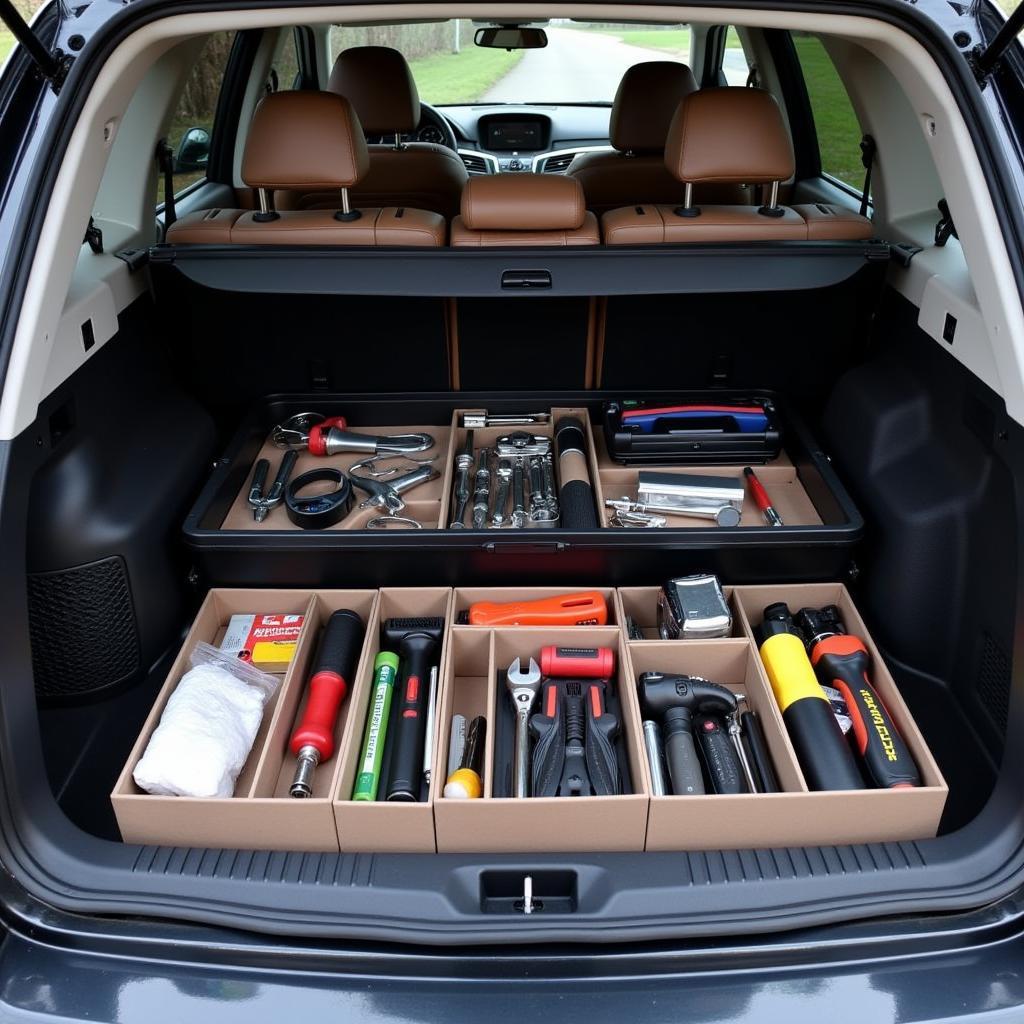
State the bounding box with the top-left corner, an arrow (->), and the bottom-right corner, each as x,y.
183,391 -> 862,585
113,581 -> 947,854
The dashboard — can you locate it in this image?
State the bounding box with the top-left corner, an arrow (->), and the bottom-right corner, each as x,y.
397,103 -> 615,173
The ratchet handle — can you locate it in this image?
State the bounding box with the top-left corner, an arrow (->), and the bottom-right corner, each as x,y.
662,707 -> 705,795
289,609 -> 365,761
810,636 -> 921,789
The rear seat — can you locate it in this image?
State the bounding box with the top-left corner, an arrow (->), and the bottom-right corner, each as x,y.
166,91 -> 445,246
602,87 -> 873,244
451,174 -> 599,246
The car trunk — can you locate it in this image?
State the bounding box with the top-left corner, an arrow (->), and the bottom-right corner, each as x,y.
1,230 -> 1015,943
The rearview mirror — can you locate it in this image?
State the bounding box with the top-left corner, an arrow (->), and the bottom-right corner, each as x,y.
474,25 -> 548,50
174,127 -> 211,174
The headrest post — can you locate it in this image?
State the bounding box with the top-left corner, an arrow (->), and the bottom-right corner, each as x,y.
334,187 -> 362,222
758,180 -> 786,219
252,187 -> 279,223
394,131 -> 403,151
673,181 -> 702,219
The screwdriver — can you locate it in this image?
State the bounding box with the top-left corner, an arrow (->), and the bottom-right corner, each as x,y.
744,467 -> 783,527
289,609 -> 365,798
795,606 -> 921,789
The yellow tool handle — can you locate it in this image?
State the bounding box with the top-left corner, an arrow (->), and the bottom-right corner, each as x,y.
760,632 -> 829,712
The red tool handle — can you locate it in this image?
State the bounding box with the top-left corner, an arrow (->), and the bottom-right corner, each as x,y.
810,634 -> 921,789
307,416 -> 348,457
743,466 -> 772,513
540,645 -> 615,678
288,609 -> 364,761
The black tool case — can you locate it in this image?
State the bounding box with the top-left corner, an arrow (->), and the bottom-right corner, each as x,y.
182,389 -> 862,587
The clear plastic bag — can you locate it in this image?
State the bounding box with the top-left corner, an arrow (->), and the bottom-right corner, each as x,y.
132,642 -> 280,799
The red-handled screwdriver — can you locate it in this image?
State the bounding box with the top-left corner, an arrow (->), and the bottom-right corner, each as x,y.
744,467 -> 784,527
289,609 -> 365,798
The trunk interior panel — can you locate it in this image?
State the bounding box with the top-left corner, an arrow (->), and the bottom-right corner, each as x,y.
2,265 -> 1016,939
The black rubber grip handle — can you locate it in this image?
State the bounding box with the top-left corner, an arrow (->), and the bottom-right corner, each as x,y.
695,715 -> 747,794
662,708 -> 705,795
386,632 -> 441,802
314,609 -> 365,679
560,479 -> 599,529
554,417 -> 587,458
783,697 -> 864,791
740,710 -> 780,793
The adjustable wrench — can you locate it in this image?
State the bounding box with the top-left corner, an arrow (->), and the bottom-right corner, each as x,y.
352,464 -> 439,514
505,657 -> 542,798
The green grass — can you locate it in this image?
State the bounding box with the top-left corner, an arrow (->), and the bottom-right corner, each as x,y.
1,28 -> 15,64
793,35 -> 864,187
407,45 -> 524,104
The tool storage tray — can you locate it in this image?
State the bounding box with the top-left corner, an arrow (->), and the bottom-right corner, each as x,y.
112,584 -> 947,852
183,391 -> 863,587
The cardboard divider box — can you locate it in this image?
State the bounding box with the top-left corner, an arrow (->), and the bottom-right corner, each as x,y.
439,408 -> 601,529
434,626 -> 649,853
453,586 -> 617,628
729,583 -> 948,845
112,589 -> 376,851
219,423 -> 449,532
616,585 -> 740,641
626,639 -> 810,851
595,442 -> 820,530
332,588 -> 454,852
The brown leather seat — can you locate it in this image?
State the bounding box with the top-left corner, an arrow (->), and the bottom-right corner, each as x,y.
567,62 -> 749,215
451,174 -> 600,246
166,91 -> 445,246
277,46 -> 468,220
602,87 -> 874,244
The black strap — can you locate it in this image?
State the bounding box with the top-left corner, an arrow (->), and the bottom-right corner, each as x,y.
858,134 -> 876,218
156,138 -> 177,227
934,198 -> 958,247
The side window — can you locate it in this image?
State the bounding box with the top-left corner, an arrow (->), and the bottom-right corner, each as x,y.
722,27 -> 754,86
267,28 -> 302,94
160,30 -> 236,202
792,33 -> 864,189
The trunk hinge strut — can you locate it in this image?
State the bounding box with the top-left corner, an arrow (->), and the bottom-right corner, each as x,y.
0,0 -> 72,93
971,0 -> 1024,85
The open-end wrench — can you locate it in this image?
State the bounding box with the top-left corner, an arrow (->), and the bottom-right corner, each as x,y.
506,657 -> 542,798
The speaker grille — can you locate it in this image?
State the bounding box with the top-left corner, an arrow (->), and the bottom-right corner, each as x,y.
28,555 -> 140,699
977,630 -> 1011,735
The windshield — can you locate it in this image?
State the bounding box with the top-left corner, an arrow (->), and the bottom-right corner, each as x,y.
329,21 -> 746,105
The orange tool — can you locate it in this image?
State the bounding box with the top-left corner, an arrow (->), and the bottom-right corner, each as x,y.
461,591 -> 608,627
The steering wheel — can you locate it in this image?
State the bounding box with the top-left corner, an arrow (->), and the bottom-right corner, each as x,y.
416,102 -> 458,151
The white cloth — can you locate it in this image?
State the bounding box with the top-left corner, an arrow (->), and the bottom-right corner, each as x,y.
133,652 -> 275,798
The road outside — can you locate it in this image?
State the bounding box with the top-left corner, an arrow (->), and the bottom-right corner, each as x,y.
481,25 -> 748,103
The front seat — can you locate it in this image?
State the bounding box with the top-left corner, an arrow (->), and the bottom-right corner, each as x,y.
278,46 -> 468,220
567,61 -> 749,215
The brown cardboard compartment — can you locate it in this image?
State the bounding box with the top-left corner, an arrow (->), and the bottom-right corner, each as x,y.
594,436 -> 820,529
112,589 -> 376,851
219,424 -> 449,531
434,626 -> 649,853
453,586 -> 617,627
627,640 -> 811,851
332,588 -> 454,852
616,585 -> 741,640
438,408 -> 601,529
729,583 -> 948,844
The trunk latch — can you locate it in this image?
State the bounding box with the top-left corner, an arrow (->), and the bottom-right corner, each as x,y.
501,270 -> 552,290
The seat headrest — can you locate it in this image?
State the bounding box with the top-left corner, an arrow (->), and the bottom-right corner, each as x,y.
610,61 -> 697,153
460,174 -> 587,231
665,87 -> 795,184
242,91 -> 369,190
328,46 -> 420,135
